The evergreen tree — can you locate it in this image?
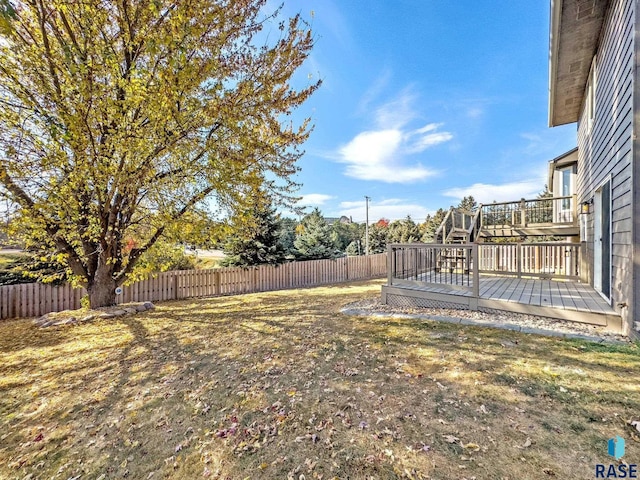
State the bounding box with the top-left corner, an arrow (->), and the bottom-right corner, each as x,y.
276,217 -> 298,258
221,201 -> 286,267
366,222 -> 389,254
331,221 -> 364,252
458,196 -> 478,212
294,208 -> 339,260
420,208 -> 447,242
345,240 -> 363,256
387,216 -> 420,243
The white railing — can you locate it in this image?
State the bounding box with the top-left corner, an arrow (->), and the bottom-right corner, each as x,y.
387,242 -> 581,295
478,243 -> 580,279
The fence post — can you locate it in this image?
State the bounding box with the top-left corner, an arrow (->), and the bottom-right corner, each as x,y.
214,270 -> 221,296
520,198 -> 526,226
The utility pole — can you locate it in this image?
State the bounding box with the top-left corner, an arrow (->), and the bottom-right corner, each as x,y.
364,196 -> 370,256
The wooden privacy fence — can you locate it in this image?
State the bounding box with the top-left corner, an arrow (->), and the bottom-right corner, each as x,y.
0,254 -> 387,320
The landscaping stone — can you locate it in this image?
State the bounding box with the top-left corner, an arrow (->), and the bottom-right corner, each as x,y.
34,300 -> 157,329
341,298 -> 630,344
33,314 -> 50,325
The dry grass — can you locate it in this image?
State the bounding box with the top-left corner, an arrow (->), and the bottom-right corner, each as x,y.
1,279 -> 639,480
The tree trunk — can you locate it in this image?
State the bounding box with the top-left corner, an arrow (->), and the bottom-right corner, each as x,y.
87,264 -> 118,308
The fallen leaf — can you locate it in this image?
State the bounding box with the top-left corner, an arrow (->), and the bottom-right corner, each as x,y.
630,420 -> 640,432
543,467 -> 556,476
516,438 -> 532,449
443,435 -> 459,444
462,443 -> 480,451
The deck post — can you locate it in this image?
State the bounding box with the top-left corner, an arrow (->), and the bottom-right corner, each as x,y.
520,198 -> 526,227
387,245 -> 394,286
469,244 -> 479,310
472,244 -> 479,299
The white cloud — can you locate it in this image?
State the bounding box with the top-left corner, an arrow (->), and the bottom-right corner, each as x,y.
337,198 -> 432,222
442,180 -> 545,204
298,193 -> 335,206
405,132 -> 454,154
374,91 -> 418,129
336,125 -> 451,183
335,88 -> 454,183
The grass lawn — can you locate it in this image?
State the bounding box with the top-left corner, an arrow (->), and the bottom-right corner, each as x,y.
1,279 -> 639,479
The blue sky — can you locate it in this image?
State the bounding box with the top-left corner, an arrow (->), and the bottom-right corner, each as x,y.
278,1 -> 577,222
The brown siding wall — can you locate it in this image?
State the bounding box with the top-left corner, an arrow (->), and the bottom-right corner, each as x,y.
577,0 -> 635,334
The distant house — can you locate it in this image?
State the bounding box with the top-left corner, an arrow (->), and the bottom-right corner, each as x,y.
325,216 -> 353,225
549,0 -> 638,335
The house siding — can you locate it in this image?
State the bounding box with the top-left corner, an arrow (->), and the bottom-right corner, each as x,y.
576,0 -> 635,334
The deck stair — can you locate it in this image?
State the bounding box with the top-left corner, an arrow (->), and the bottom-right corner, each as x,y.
433,208 -> 479,244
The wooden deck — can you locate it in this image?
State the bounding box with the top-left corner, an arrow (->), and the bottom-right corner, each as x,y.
382,276 -> 622,332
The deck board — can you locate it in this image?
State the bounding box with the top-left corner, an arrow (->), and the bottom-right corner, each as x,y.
395,274 -> 616,316
385,274 -> 621,332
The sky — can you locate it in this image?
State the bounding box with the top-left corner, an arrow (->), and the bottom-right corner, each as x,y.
275,1 -> 577,222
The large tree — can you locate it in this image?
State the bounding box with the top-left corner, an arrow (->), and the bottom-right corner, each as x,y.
0,0 -> 319,306
220,197 -> 286,267
294,208 -> 338,260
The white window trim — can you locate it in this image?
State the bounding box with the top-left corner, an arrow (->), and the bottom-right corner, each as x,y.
586,57 -> 596,132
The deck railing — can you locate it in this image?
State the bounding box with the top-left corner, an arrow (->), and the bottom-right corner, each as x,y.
388,242 -> 582,294
388,244 -> 478,294
479,195 -> 577,229
478,243 -> 580,279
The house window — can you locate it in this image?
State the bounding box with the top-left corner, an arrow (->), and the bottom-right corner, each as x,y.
562,168 -> 571,209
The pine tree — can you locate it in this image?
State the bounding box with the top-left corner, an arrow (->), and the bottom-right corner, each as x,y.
294,208 -> 339,260
276,217 -> 298,258
366,222 -> 389,254
387,216 -> 420,243
221,201 -> 286,267
345,240 -> 362,256
420,209 -> 447,242
458,196 -> 478,212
